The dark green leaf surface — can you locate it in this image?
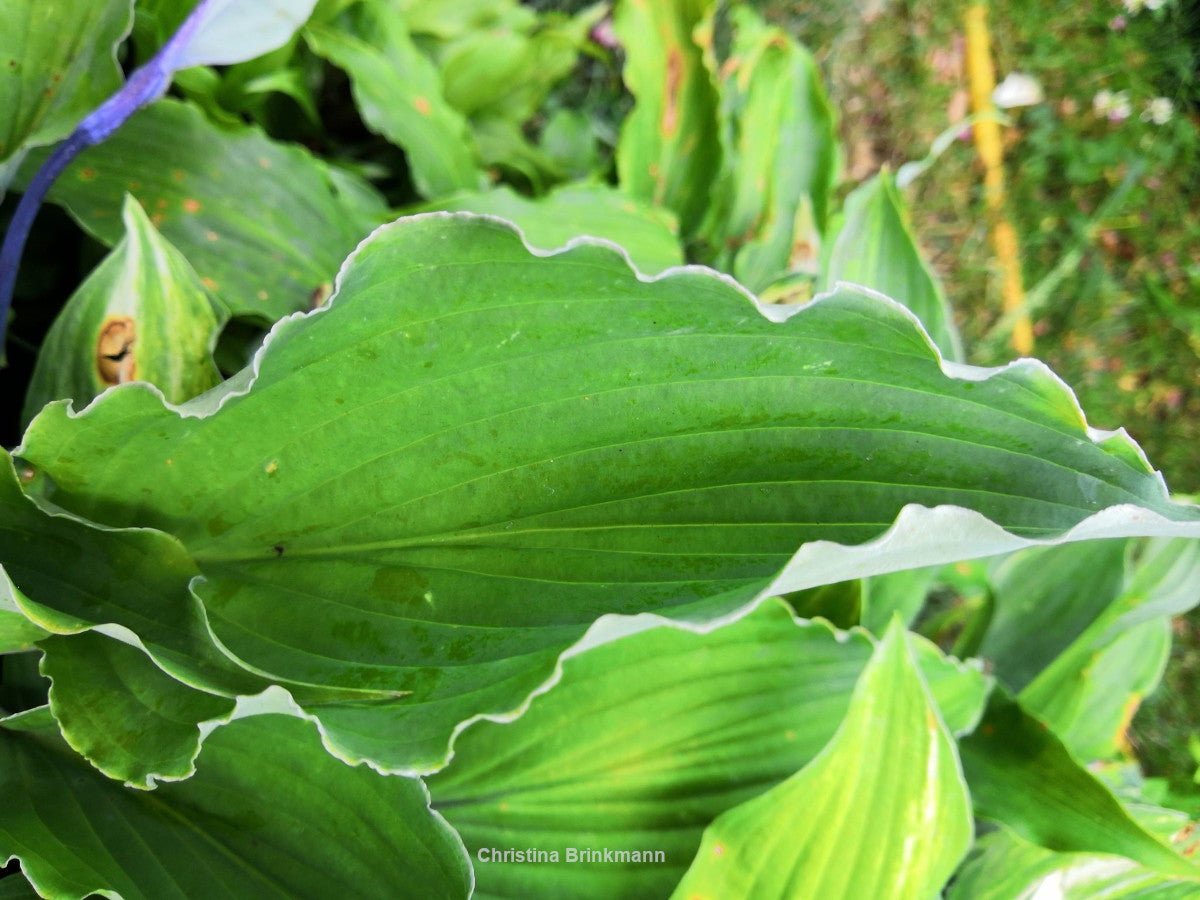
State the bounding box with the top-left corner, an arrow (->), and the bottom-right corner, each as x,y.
16,215 -> 1200,773
0,0 -> 130,168
430,601 -> 987,899
38,99 -> 387,319
960,690 -> 1199,879
0,709 -> 471,900
670,619 -> 972,899
40,630 -> 234,787
0,451 -> 258,697
23,196 -> 225,425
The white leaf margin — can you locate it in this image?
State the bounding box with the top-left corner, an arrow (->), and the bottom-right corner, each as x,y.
9,212 -> 1200,780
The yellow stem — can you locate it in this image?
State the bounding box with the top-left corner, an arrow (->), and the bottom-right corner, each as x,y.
964,4 -> 1033,356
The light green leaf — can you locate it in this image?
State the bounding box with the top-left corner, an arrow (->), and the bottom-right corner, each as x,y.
670,619 -> 971,899
959,689 -> 1199,879
1018,537 -> 1200,759
430,602 -> 988,899
703,6 -> 837,293
0,709 -> 472,900
821,169 -> 963,361
982,539 -> 1129,691
0,0 -> 130,171
419,182 -> 682,274
16,215 -> 1200,774
304,3 -> 483,197
614,0 -> 720,235
38,99 -> 387,319
0,572 -> 48,653
23,195 -> 224,426
949,818 -> 1200,900
39,630 -> 234,788
171,0 -> 319,69
861,565 -> 942,633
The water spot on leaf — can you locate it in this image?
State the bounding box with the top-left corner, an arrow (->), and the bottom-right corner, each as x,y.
96,317 -> 136,385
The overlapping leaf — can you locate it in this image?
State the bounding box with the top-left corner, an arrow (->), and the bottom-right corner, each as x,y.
821,169 -> 963,360
430,601 -> 987,899
960,690 -> 1199,878
420,183 -> 682,274
0,0 -> 130,187
36,99 -> 387,319
14,214 -> 1200,775
23,195 -> 225,425
0,709 -> 471,900
949,814 -> 1200,900
305,2 -> 483,197
702,5 -> 838,293
671,620 -> 972,899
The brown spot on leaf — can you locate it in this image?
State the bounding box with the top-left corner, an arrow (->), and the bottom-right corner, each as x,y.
96,317 -> 136,385
80,167 -> 96,180
414,95 -> 431,115
661,47 -> 683,137
310,282 -> 333,309
202,277 -> 218,291
183,198 -> 201,213
172,170 -> 185,182
205,230 -> 219,242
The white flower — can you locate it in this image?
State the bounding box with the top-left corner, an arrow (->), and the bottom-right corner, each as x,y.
1145,0 -> 1166,9
993,72 -> 1044,109
1123,0 -> 1145,12
1142,96 -> 1174,124
1093,89 -> 1132,122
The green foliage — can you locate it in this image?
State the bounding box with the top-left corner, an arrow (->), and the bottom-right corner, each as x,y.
1,1 -> 1199,897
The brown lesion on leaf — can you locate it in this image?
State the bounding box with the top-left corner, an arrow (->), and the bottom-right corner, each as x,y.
310,282 -> 333,309
96,317 -> 136,385
660,47 -> 683,138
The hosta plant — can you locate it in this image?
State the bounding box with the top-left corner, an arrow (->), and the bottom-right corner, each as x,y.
1,1 -> 1198,898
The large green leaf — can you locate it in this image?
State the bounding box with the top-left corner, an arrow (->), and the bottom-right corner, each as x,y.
419,183 -> 682,274
429,601 -> 987,899
671,619 -> 972,899
305,2 -> 483,197
23,195 -> 224,425
614,0 -> 720,235
0,709 -> 471,900
959,690 -> 1199,879
0,0 -> 130,178
15,215 -> 1200,774
821,169 -> 963,360
702,6 -> 837,293
37,99 -> 387,319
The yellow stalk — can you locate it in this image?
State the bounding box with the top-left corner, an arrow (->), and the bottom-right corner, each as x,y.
964,4 -> 1033,355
